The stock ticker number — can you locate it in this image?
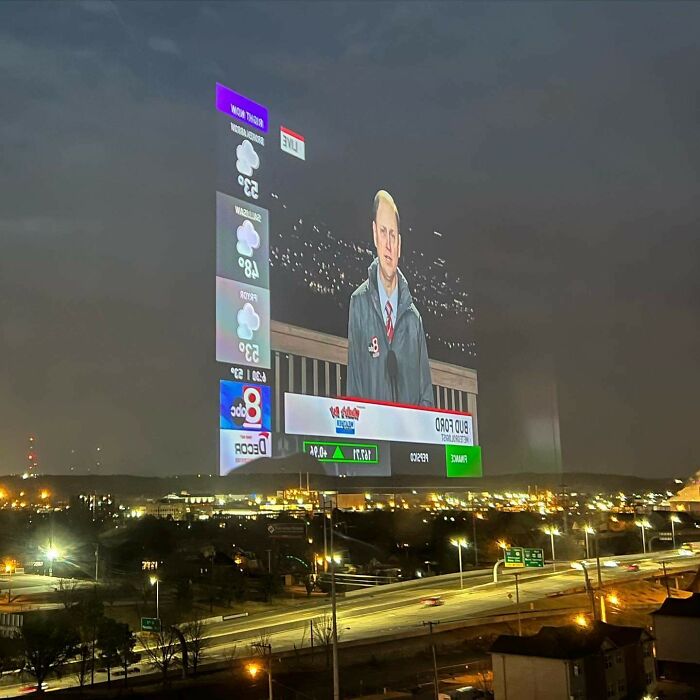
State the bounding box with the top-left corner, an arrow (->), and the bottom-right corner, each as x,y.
307,444 -> 329,460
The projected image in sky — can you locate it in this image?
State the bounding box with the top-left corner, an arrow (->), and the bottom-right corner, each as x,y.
215,82 -> 480,478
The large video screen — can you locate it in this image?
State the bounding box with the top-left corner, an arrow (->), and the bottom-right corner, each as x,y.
215,83 -> 481,479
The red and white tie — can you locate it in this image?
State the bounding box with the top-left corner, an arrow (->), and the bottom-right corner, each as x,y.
385,300 -> 394,342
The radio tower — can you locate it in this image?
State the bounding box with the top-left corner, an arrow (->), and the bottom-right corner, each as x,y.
27,435 -> 39,477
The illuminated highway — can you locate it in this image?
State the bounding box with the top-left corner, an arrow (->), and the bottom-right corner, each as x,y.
0,551 -> 697,697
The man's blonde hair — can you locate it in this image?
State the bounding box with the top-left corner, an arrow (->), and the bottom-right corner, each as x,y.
372,190 -> 400,235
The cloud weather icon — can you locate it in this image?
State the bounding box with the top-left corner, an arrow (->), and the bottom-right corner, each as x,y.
236,140 -> 260,177
236,219 -> 260,257
237,302 -> 260,341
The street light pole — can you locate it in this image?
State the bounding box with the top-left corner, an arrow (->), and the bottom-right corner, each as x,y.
450,538 -> 467,589
671,515 -> 680,550
584,526 -> 591,559
150,576 -> 160,620
329,495 -> 340,700
472,512 -> 479,566
544,527 -> 559,571
636,520 -> 650,554
457,542 -> 463,589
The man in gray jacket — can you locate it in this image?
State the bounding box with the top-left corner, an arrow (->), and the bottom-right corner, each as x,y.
347,190 -> 434,407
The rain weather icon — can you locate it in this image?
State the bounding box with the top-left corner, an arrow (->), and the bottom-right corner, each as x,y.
236,220 -> 260,257
237,302 -> 260,341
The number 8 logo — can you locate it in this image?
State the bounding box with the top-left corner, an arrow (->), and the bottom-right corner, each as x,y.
243,386 -> 262,427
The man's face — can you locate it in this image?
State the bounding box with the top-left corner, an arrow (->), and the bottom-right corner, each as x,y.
372,200 -> 401,285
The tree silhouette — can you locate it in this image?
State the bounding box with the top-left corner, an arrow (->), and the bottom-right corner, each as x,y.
22,612 -> 79,692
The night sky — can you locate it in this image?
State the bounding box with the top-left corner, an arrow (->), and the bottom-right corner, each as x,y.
2,1 -> 700,478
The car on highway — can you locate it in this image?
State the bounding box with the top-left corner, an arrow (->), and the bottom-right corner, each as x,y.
603,560 -> 620,568
19,683 -> 48,694
421,595 -> 444,607
623,563 -> 640,572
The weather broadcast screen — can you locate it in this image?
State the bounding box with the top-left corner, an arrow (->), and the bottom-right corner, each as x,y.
215,82 -> 481,479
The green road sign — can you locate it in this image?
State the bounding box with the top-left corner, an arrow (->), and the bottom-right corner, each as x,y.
141,617 -> 161,632
504,547 -> 524,568
524,547 -> 545,568
445,445 -> 483,477
303,441 -> 378,464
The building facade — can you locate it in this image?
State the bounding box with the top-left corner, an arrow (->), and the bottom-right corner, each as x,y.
490,623 -> 655,700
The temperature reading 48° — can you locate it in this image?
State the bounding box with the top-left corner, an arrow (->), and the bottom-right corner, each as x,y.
238,342 -> 260,364
238,256 -> 260,280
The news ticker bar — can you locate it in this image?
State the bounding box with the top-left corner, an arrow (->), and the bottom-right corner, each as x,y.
302,439 -> 482,476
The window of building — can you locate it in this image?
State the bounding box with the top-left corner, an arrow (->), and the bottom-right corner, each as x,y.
617,680 -> 625,694
339,364 -> 347,397
573,663 -> 581,677
604,655 -> 613,669
646,672 -> 654,686
615,652 -> 622,664
643,643 -> 652,658
607,683 -> 615,698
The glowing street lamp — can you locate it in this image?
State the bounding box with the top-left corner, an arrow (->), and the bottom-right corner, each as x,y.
543,526 -> 561,571
670,514 -> 681,550
584,525 -> 595,560
574,613 -> 588,628
246,662 -> 261,678
450,537 -> 469,589
635,519 -> 652,554
46,546 -> 60,578
149,575 -> 160,620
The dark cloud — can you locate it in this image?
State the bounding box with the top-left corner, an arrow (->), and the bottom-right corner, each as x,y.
1,1 -> 700,477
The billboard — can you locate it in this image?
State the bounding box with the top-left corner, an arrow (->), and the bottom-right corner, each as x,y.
215,83 -> 479,479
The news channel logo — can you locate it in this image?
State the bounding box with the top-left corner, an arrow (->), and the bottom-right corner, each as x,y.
220,380 -> 271,431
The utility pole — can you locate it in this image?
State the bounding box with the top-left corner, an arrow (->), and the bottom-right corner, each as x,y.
322,496 -> 328,572
472,511 -> 479,566
94,543 -> 99,583
514,573 -> 522,636
422,621 -> 440,700
661,561 -> 671,598
581,564 -> 598,620
329,494 -> 339,700
595,532 -> 603,588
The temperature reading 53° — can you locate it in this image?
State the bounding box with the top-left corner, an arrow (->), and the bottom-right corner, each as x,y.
238,256 -> 260,280
238,342 -> 260,364
237,175 -> 259,200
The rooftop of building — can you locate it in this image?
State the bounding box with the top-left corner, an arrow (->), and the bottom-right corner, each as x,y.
653,592 -> 700,618
490,622 -> 650,660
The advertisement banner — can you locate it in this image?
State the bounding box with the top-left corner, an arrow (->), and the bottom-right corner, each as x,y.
445,445 -> 482,477
220,429 -> 271,474
284,393 -> 473,446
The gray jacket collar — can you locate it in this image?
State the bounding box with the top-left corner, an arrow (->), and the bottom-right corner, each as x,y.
367,257 -> 413,322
